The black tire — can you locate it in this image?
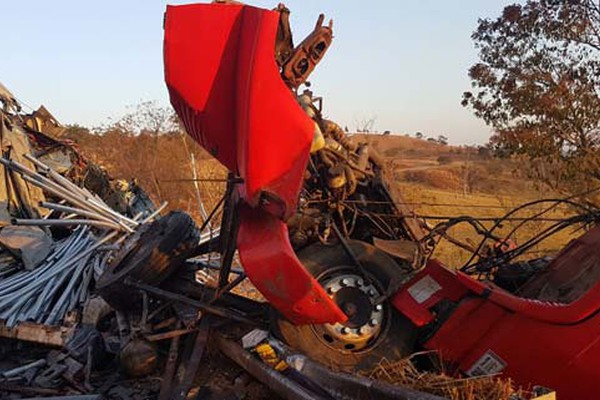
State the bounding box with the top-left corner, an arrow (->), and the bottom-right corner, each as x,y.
276,240 -> 417,371
97,211 -> 199,310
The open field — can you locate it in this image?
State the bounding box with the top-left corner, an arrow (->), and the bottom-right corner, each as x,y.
355,133 -> 579,266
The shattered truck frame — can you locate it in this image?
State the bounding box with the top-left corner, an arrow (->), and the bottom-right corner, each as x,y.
163,2 -> 600,399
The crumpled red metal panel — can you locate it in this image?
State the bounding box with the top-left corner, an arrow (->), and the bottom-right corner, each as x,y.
237,205 -> 348,324
164,3 -> 346,324
164,3 -> 312,218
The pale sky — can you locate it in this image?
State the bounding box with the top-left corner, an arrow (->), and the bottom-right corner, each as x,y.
2,1 -> 514,145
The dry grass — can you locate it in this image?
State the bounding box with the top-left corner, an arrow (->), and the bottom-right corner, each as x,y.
67,130 -> 580,269
65,130 -> 227,225
397,183 -> 577,266
363,356 -> 525,400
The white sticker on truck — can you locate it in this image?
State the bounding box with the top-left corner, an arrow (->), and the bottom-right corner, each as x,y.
407,275 -> 442,304
467,350 -> 507,377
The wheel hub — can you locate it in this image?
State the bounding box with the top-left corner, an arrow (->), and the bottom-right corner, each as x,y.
312,273 -> 385,352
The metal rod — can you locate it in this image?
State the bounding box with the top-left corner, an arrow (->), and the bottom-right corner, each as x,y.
4,158 -> 113,219
330,222 -> 373,286
20,173 -> 134,232
146,328 -> 194,342
24,154 -> 139,228
217,174 -> 240,292
158,321 -> 182,400
161,178 -> 244,183
141,202 -> 168,224
213,273 -> 247,302
214,334 -> 328,400
2,157 -> 137,230
190,153 -> 211,231
12,218 -> 124,231
124,279 -> 260,326
40,201 -> 133,232
1,359 -> 46,379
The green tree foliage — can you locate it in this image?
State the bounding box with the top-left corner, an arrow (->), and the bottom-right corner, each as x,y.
463,0 -> 600,190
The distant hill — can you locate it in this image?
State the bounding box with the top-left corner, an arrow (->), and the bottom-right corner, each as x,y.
352,133 -> 548,198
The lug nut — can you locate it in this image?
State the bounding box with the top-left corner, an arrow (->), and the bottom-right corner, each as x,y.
369,289 -> 376,297
341,327 -> 350,335
375,304 -> 383,312
356,278 -> 364,286
369,319 -> 378,327
327,286 -> 336,295
340,278 -> 351,287
356,327 -> 364,335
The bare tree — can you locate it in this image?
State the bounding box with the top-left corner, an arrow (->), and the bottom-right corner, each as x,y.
354,116 -> 377,133
113,100 -> 180,136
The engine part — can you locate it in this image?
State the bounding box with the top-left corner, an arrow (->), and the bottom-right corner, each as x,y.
281,14 -> 333,89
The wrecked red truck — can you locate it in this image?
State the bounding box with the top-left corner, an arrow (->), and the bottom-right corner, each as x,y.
163,2 -> 600,399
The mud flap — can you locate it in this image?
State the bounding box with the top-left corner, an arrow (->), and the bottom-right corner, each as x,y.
237,205 -> 347,325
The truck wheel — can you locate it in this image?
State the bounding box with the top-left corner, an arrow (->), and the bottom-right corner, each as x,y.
97,211 -> 199,310
276,240 -> 417,371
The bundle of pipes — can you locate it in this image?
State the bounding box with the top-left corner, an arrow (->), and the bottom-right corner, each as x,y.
0,227 -> 105,327
0,154 -> 147,233
0,153 -> 168,243
0,154 -> 169,327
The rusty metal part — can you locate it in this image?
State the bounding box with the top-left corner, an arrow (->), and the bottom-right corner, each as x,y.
120,339 -> 158,378
213,273 -> 247,301
162,268 -> 270,319
274,3 -> 294,66
327,164 -> 347,189
22,105 -> 67,138
217,173 -> 241,293
373,238 -> 420,264
145,328 -> 194,342
281,14 -> 333,88
171,318 -> 211,400
158,323 -> 182,400
269,339 -> 446,400
355,144 -> 370,172
215,334 -> 330,400
151,317 -> 178,331
343,164 -> 358,195
124,279 -> 261,326
321,120 -> 357,152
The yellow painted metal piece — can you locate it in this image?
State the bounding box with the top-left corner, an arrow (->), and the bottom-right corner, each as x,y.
255,343 -> 288,372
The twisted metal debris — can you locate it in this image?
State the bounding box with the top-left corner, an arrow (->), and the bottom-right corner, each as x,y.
0,227 -> 104,327
0,153 -> 167,328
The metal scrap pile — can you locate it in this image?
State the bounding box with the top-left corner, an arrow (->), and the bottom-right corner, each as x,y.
0,83 -> 181,398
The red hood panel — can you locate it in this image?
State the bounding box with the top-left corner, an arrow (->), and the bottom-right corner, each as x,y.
164,3 -> 313,218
